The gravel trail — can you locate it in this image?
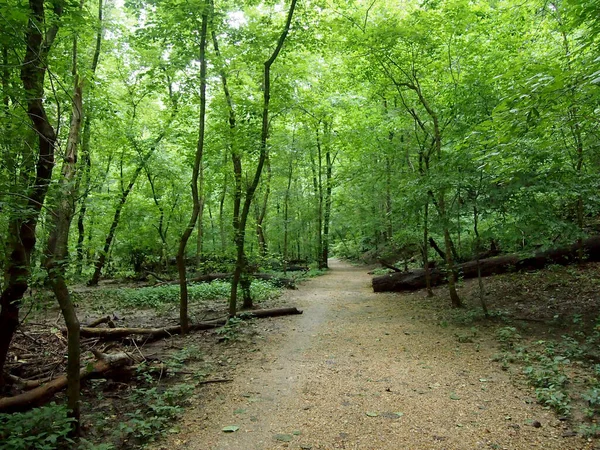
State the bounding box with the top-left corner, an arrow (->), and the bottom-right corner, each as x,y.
161,259 -> 592,450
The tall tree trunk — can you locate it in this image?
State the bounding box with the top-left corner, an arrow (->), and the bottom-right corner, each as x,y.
283,159 -> 293,272
218,167 -> 228,254
473,200 -> 488,317
196,195 -> 205,265
311,126 -> 323,268
255,155 -> 271,256
210,20 -> 240,316
321,127 -> 333,269
0,0 -> 62,386
423,201 -> 433,297
211,26 -> 242,316
177,2 -> 208,334
45,63 -> 83,433
229,0 -> 298,315
75,0 -> 103,277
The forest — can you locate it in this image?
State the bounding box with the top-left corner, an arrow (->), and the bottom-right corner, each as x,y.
1,0 -> 600,446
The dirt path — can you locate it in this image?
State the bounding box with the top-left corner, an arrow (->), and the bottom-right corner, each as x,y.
161,259 -> 592,450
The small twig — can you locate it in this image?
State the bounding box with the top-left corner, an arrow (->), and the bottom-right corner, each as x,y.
511,317 -> 547,323
131,339 -> 146,363
17,329 -> 43,345
198,378 -> 233,385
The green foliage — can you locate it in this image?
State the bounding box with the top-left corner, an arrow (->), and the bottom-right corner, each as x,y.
534,386 -> 571,416
495,326 -> 521,349
523,357 -> 569,390
582,388 -> 600,418
102,280 -> 281,308
331,239 -> 363,260
114,384 -> 193,445
0,403 -> 75,450
215,317 -> 246,342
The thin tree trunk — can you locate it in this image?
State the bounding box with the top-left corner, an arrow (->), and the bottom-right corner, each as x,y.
283,159 -> 293,272
255,155 -> 271,256
473,201 -> 488,317
0,0 -> 62,385
423,201 -> 433,296
45,64 -> 83,431
196,195 -> 205,264
218,167 -> 228,254
396,76 -> 461,307
75,0 -> 103,277
321,128 -> 333,269
229,0 -> 298,314
311,127 -> 323,267
210,22 -> 241,316
177,2 -> 208,334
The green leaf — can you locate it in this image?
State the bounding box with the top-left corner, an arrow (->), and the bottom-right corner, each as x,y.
222,425 -> 239,433
449,393 -> 461,400
365,411 -> 378,417
274,433 -> 293,442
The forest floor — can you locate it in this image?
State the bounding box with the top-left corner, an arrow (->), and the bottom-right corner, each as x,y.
151,259 -> 598,450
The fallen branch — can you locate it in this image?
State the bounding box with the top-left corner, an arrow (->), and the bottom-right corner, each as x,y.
0,352 -> 133,413
74,307 -> 303,341
198,378 -> 233,385
378,260 -> 402,273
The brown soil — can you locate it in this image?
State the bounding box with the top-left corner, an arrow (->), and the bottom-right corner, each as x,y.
154,259 -> 594,450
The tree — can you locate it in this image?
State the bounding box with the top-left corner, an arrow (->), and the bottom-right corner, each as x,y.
176,0 -> 209,334
0,0 -> 64,385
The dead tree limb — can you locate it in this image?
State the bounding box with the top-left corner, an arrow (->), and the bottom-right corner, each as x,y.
0,352 -> 133,413
74,307 -> 303,341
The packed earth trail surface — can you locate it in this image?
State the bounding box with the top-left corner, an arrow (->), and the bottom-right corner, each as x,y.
159,260 -> 592,450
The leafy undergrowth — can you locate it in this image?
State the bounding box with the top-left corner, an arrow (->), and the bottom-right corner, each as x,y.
4,272 -> 307,448
96,280 -> 281,309
408,262 -> 600,439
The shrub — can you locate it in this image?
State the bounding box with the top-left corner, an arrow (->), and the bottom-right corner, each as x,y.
0,403 -> 74,450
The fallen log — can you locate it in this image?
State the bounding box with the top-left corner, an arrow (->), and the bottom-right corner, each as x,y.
76,307 -> 303,341
372,236 -> 600,292
0,352 -> 133,413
